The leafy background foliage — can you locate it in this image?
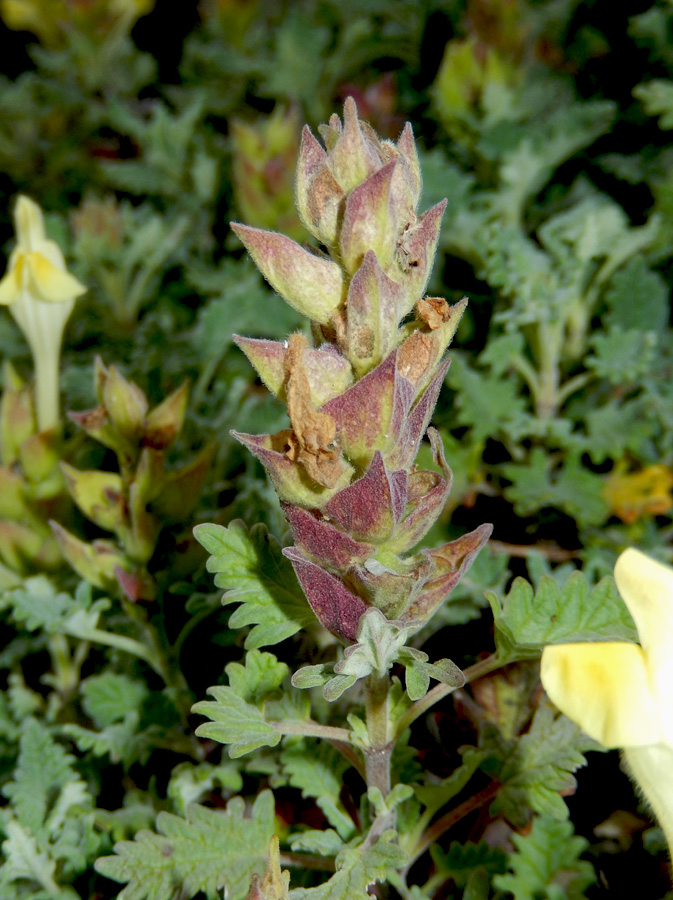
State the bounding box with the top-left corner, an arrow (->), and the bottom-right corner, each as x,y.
0,0 -> 672,898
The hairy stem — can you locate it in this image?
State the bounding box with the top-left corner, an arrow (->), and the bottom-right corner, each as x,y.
407,780 -> 501,869
275,719 -> 355,744
364,673 -> 392,798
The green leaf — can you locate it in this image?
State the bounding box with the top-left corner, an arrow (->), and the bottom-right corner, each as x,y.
431,841 -> 507,889
167,761 -> 244,815
587,328 -> 657,386
194,520 -> 313,648
493,815 -> 596,899
280,743 -> 356,840
605,256 -> 669,334
634,79 -> 673,129
288,833 -> 407,900
503,449 -> 610,529
488,570 -> 637,662
489,705 -> 597,825
80,673 -> 149,729
226,650 -> 289,707
448,356 -> 527,444
414,747 -> 486,819
5,577 -> 94,634
2,719 -> 87,841
192,688 -> 281,758
95,791 -> 275,900
289,830 -> 344,858
0,819 -> 61,898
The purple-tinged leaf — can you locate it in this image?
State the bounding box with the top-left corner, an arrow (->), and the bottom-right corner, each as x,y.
323,451 -> 407,542
395,122 -> 421,208
322,351 -> 398,467
281,503 -> 374,570
385,428 -> 453,553
339,161 -> 398,274
394,200 -> 447,312
283,547 -> 367,642
387,360 -> 450,470
401,522 -> 493,627
327,96 -> 383,194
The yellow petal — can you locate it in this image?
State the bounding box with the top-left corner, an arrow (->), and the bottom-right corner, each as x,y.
14,195 -> 47,251
0,258 -> 23,305
540,642 -> 660,748
624,745 -> 673,861
25,252 -> 87,303
614,549 -> 673,655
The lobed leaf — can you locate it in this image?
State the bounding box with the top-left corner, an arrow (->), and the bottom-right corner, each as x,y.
95,791 -> 275,900
194,520 -> 313,648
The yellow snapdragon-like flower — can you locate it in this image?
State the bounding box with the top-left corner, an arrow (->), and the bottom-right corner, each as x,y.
0,196 -> 86,432
541,548 -> 673,859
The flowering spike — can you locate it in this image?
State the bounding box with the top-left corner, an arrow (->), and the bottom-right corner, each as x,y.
226,100 -> 491,643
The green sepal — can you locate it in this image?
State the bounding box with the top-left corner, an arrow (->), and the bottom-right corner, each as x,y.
60,463 -> 125,535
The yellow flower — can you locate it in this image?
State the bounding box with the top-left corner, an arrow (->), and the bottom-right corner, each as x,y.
0,196 -> 86,432
541,548 -> 673,860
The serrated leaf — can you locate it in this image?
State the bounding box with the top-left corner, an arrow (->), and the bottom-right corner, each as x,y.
280,743 -> 356,840
587,328 -> 657,386
2,719 -> 87,841
6,576 -> 90,633
81,673 -> 149,729
0,819 -> 60,897
415,747 -> 486,818
503,449 -> 610,528
634,79 -> 673,129
289,833 -> 407,900
194,520 -> 313,648
168,761 -> 244,815
493,815 -> 596,899
288,830 -> 344,858
605,256 -> 669,334
488,570 -> 637,662
431,841 -> 508,888
95,791 -> 275,900
192,687 -> 281,757
489,704 -> 597,825
226,650 -> 289,707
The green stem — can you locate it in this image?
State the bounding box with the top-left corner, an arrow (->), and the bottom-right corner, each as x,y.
63,624 -> 163,675
280,852 -> 335,872
274,719 -> 355,744
395,653 -> 503,739
407,781 -> 501,870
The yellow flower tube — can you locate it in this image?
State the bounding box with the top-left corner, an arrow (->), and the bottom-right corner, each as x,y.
541,548 -> 673,860
0,196 -> 86,432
